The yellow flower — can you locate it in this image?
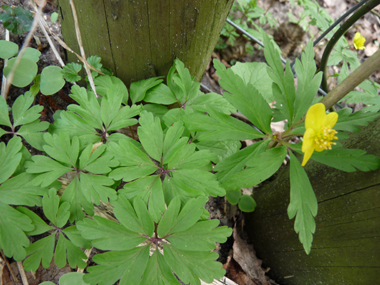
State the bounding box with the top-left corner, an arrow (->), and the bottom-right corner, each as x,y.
353,32 -> 366,50
301,103 -> 338,166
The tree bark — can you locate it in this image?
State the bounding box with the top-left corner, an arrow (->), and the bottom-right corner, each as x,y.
57,0 -> 233,86
244,117 -> 380,285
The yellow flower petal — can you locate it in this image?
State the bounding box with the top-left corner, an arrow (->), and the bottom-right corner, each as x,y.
325,112 -> 338,128
354,32 -> 366,50
305,103 -> 326,131
301,147 -> 314,166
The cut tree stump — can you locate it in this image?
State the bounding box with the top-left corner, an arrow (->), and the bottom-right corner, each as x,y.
244,117 -> 380,285
57,0 -> 234,85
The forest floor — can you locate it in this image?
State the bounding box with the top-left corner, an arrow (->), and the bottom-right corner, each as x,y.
1,0 -> 380,284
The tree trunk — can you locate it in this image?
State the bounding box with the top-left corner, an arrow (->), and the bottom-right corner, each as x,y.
244,117 -> 380,285
57,0 -> 233,85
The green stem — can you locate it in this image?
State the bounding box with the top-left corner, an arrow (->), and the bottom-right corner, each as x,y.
319,0 -> 380,92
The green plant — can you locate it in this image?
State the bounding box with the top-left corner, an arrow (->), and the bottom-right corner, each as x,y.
1,4 -> 380,284
0,41 -> 65,95
216,0 -> 277,55
0,5 -> 33,35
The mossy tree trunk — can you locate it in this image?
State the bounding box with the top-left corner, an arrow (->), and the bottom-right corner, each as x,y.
244,117 -> 380,285
57,0 -> 233,86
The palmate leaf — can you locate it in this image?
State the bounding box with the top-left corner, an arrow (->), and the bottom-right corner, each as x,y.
0,136 -> 22,183
334,108 -> 380,132
310,148 -> 380,172
221,146 -> 287,190
130,76 -> 163,104
293,40 -> 323,123
0,202 -> 32,261
61,62 -> 82,83
21,190 -> 90,271
61,174 -> 117,222
144,60 -> 234,115
0,92 -> 49,150
185,107 -> 265,141
53,84 -> 140,146
26,133 -> 118,221
195,140 -> 241,164
214,59 -> 273,134
0,173 -> 46,206
263,33 -> 296,125
79,196 -> 231,285
288,151 -> 318,254
215,140 -> 269,183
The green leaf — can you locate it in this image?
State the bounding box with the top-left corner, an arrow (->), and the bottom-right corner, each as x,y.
170,169 -> 225,197
94,75 -> 129,105
17,120 -> 50,151
0,5 -> 33,34
263,33 -> 296,124
50,12 -> 59,23
0,201 -> 32,261
185,108 -> 265,141
119,176 -> 165,223
130,76 -> 163,104
40,66 -> 65,95
23,234 -> 55,271
214,59 -> 273,134
0,96 -> 12,127
12,91 -> 43,127
221,146 -> 287,190
229,61 -> 274,103
144,83 -> 177,105
140,251 -> 181,285
107,140 -> 157,181
334,108 -> 380,132
83,246 -> 150,285
61,62 -> 82,83
226,189 -> 241,205
23,47 -> 41,62
293,40 -> 323,123
42,188 -> 70,228
138,110 -> 164,161
54,233 -> 87,269
77,216 -> 146,251
16,206 -> 53,235
167,219 -> 231,251
0,136 -> 22,183
238,195 -> 257,212
163,245 -> 225,285
4,57 -> 38,87
0,40 -> 18,59
195,140 -> 240,164
215,140 -> 268,183
310,148 -> 380,172
0,173 -> 46,206
185,91 -> 236,115
61,174 -> 117,222
158,196 -> 208,237
287,151 -> 318,254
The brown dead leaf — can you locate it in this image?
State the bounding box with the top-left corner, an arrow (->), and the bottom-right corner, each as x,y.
232,227 -> 272,285
3,260 -> 71,285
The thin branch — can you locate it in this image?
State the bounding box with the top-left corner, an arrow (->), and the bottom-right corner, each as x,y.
69,0 -> 98,97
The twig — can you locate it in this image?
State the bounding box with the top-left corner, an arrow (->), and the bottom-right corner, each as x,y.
69,0 -> 98,97
1,29 -> 10,99
77,248 -> 92,273
2,0 -> 47,100
31,2 -> 65,67
16,261 -> 29,285
0,250 -> 20,285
